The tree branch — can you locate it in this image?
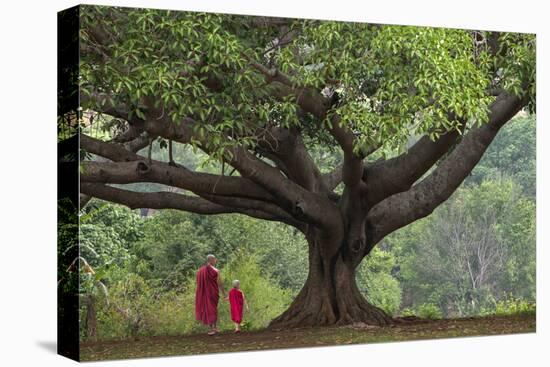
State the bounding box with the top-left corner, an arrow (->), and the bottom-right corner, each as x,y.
246,57 -> 364,188
80,183 -> 289,223
256,127 -> 327,192
195,192 -> 304,228
80,134 -> 275,203
366,93 -> 527,248
229,145 -> 339,228
80,159 -> 283,205
322,163 -> 343,192
364,119 -> 466,206
81,92 -> 135,123
123,132 -> 152,152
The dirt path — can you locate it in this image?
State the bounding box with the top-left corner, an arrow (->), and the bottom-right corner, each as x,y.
80,314 -> 535,361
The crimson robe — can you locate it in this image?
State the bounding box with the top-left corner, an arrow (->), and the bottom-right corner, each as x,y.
195,264 -> 219,325
229,288 -> 244,323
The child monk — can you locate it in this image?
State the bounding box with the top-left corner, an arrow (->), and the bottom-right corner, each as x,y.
226,279 -> 249,333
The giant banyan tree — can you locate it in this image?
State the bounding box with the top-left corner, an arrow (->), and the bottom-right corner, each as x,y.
75,6 -> 535,328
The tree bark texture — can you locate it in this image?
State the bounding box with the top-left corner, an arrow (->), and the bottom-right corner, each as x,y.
269,229 -> 392,328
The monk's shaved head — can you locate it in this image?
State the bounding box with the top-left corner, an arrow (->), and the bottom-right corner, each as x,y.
206,254 -> 216,264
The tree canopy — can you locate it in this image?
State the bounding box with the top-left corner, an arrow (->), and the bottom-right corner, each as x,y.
80,7 -> 534,156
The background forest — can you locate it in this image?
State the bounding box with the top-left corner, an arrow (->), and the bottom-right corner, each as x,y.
75,113 -> 535,341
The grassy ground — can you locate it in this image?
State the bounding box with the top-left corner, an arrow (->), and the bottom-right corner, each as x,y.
80,314 -> 535,361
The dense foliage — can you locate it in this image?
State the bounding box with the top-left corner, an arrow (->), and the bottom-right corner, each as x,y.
80,6 -> 535,158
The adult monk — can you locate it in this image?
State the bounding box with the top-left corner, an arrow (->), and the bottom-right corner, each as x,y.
195,254 -> 225,335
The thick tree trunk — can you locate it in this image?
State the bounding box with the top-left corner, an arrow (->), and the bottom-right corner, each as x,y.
269,231 -> 392,329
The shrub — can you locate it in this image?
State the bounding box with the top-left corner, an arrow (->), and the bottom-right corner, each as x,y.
357,248 -> 402,315
219,250 -> 292,330
494,297 -> 536,316
417,303 -> 443,319
400,308 -> 416,317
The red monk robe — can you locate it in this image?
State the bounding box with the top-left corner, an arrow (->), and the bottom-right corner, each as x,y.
228,288 -> 244,323
195,264 -> 220,325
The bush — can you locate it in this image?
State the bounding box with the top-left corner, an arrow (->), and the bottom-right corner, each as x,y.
417,303 -> 443,319
363,273 -> 402,315
357,248 -> 402,315
400,308 -> 416,317
93,273 -> 203,340
98,273 -> 157,339
494,297 -> 536,316
219,250 -> 292,330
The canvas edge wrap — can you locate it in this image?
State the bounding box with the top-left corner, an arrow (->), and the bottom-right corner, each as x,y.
57,5 -> 81,362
